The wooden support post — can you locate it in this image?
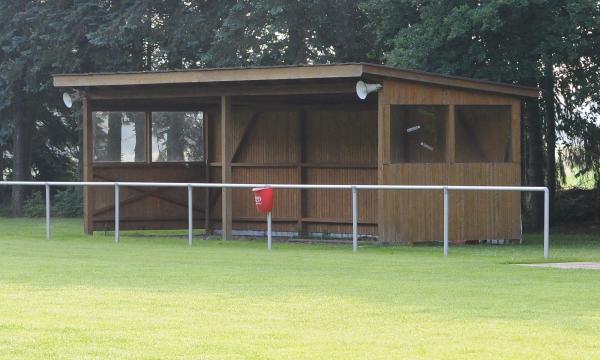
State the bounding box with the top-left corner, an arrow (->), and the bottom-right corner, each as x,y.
82,94 -> 94,234
231,111 -> 260,162
447,104 -> 456,163
221,96 -> 233,240
512,101 -> 521,164
297,109 -> 307,234
377,88 -> 385,242
204,111 -> 211,235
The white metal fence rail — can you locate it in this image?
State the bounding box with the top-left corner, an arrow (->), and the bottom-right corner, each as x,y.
1,181 -> 550,258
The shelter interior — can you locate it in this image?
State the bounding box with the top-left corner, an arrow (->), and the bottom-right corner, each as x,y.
53,63 -> 538,243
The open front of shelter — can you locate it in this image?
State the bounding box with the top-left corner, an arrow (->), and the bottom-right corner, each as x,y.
53,63 -> 538,243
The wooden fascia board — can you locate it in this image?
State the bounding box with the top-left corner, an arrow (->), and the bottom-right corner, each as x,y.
84,81 -> 358,100
53,64 -> 364,88
361,64 -> 539,98
53,63 -> 539,99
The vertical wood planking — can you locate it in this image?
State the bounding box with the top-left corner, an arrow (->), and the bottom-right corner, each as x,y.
380,78 -> 523,243
221,96 -> 232,240
90,164 -> 207,230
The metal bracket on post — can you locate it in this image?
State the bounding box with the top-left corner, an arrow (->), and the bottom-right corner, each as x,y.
443,186 -> 449,257
114,183 -> 120,243
352,186 -> 358,252
188,184 -> 193,246
267,211 -> 272,250
45,183 -> 51,241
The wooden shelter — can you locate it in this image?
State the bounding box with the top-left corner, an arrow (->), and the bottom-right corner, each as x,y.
53,63 -> 538,243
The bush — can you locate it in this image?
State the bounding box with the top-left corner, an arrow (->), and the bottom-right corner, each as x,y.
53,187 -> 83,217
0,200 -> 12,217
555,188 -> 600,225
21,187 -> 83,218
23,191 -> 45,217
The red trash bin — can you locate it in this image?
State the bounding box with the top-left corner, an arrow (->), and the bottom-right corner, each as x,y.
252,187 -> 274,213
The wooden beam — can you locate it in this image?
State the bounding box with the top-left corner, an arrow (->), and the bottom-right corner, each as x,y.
221,96 -> 233,240
92,185 -> 205,217
85,81 -> 357,101
54,64 -> 363,87
447,104 -> 456,163
208,162 -> 376,169
231,112 -> 260,162
54,63 -> 537,98
512,102 -> 520,164
91,173 -> 206,216
83,94 -> 93,234
377,87 -> 385,242
297,109 -> 307,234
94,216 -> 204,223
232,102 -> 377,112
204,111 -> 212,234
362,64 -> 539,98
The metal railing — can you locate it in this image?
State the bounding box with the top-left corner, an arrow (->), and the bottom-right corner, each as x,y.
0,181 -> 550,258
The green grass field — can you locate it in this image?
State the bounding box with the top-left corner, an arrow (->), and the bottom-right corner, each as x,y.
1,218 -> 600,359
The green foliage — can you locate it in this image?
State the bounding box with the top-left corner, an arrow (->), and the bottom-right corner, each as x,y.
1,0 -> 600,222
21,188 -> 83,218
53,187 -> 83,217
376,0 -> 600,197
555,189 -> 600,224
23,191 -> 44,217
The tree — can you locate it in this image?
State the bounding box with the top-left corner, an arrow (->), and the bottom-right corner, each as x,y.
202,0 -> 376,66
376,0 -> 600,225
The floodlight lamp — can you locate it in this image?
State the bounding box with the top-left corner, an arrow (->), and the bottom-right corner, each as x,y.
62,91 -> 80,109
356,81 -> 382,100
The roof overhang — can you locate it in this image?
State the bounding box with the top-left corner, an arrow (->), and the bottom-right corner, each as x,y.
53,63 -> 539,98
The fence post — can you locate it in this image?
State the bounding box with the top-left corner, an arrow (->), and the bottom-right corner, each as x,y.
544,188 -> 550,259
352,186 -> 358,252
267,212 -> 272,250
114,183 -> 120,243
45,183 -> 51,240
188,184 -> 193,246
443,186 -> 449,257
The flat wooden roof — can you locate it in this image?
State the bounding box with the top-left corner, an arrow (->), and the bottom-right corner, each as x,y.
53,63 -> 539,98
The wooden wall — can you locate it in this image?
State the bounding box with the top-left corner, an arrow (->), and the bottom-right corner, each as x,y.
90,164 -> 207,231
381,163 -> 521,242
376,78 -> 522,242
83,77 -> 525,243
207,104 -> 378,236
85,98 -> 378,236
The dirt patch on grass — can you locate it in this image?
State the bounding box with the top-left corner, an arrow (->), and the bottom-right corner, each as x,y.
520,262 -> 600,270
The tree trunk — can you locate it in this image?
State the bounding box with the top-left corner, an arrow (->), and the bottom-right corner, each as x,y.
524,99 -> 545,229
107,112 -> 122,161
543,63 -> 557,219
134,115 -> 146,162
166,113 -> 184,161
285,3 -> 307,64
11,106 -> 34,216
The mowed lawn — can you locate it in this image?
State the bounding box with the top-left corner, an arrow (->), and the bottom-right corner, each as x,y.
1,219 -> 600,359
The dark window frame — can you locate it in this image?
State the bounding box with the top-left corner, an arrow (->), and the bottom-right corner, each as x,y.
91,110 -> 206,165
91,110 -> 148,164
